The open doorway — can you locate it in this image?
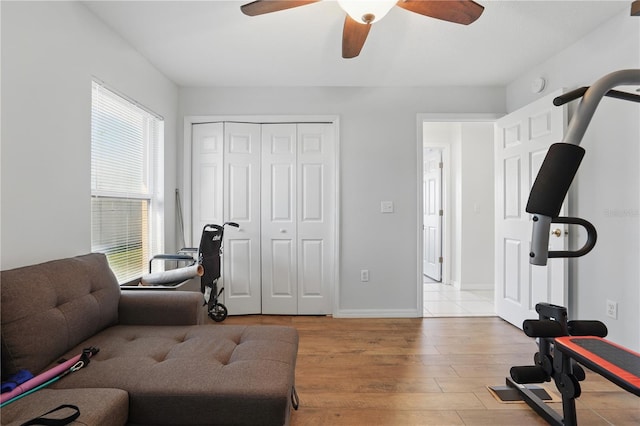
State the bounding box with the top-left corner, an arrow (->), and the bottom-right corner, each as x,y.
419,115 -> 499,317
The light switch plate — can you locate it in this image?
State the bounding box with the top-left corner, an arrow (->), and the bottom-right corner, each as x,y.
381,201 -> 394,213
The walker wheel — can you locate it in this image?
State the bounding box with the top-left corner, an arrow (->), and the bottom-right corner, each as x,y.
209,303 -> 228,322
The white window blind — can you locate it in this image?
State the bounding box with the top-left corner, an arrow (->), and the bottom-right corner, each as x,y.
91,81 -> 164,284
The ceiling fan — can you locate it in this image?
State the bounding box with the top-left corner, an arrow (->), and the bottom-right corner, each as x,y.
240,0 -> 485,58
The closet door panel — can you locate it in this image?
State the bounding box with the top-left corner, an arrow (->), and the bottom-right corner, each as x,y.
223,122 -> 261,315
297,124 -> 335,314
191,123 -> 224,245
270,239 -> 295,295
226,239 -> 251,295
270,164 -> 294,221
301,164 -> 323,221
262,124 -> 298,314
300,239 -> 323,296
228,164 -> 251,221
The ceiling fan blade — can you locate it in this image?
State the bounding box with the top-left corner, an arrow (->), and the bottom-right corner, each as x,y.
342,15 -> 372,58
241,0 -> 320,16
397,0 -> 484,25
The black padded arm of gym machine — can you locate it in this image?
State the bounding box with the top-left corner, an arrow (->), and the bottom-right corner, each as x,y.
526,143 -> 584,218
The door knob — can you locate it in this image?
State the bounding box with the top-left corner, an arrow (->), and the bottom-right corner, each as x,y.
280,229 -> 286,233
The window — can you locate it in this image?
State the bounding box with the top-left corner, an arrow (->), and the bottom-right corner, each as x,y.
91,81 -> 164,284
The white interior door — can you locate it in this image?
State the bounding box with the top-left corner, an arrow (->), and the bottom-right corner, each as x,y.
261,124 -> 298,314
423,149 -> 442,281
494,90 -> 568,328
297,123 -> 335,314
223,122 -> 262,315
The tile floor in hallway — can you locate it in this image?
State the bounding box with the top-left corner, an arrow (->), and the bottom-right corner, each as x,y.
423,276 -> 495,317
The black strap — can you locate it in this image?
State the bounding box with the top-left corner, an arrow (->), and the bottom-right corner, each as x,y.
20,404 -> 80,426
291,386 -> 299,411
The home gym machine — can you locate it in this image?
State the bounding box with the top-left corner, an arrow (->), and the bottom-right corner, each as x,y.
504,69 -> 640,426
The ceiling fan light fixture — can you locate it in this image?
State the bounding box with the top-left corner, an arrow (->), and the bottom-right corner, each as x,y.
337,0 -> 397,24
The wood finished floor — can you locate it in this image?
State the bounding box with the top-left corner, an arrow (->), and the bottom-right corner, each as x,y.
220,315 -> 639,425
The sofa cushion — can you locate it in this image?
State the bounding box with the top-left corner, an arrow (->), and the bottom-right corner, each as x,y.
118,290 -> 204,326
49,324 -> 298,425
0,388 -> 128,426
1,253 -> 120,377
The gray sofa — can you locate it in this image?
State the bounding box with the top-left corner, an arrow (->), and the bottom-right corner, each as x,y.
1,253 -> 299,425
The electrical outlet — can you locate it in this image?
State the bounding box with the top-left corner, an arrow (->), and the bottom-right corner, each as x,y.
360,269 -> 369,282
606,300 -> 618,319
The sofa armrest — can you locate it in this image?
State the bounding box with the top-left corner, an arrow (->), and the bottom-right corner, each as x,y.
118,290 -> 203,325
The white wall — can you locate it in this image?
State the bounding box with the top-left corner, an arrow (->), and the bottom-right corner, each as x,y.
423,122 -> 495,291
460,123 -> 495,289
1,1 -> 178,270
179,87 -> 505,316
506,11 -> 640,350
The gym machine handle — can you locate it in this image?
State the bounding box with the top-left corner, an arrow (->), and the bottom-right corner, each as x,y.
529,216 -> 597,265
553,87 -> 640,106
547,216 -> 597,259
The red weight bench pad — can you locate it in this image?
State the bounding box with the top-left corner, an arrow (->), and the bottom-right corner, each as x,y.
554,336 -> 640,396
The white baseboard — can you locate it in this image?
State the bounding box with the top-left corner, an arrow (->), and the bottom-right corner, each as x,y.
334,308 -> 420,318
448,280 -> 493,291
458,282 -> 494,291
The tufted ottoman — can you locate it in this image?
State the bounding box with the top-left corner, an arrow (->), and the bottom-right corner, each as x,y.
46,324 -> 299,425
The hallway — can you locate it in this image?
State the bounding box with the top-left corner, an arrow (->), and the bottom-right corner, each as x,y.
423,276 -> 495,317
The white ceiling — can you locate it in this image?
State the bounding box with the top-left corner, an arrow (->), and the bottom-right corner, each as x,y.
84,0 -> 631,87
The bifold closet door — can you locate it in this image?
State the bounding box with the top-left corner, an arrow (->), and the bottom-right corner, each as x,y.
191,122 -> 262,315
194,121 -> 335,316
261,123 -> 335,315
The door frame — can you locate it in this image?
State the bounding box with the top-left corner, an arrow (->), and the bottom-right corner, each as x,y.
416,113 -> 502,315
183,115 -> 341,316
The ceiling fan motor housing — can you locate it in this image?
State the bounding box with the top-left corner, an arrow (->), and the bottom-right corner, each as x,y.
362,13 -> 376,24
